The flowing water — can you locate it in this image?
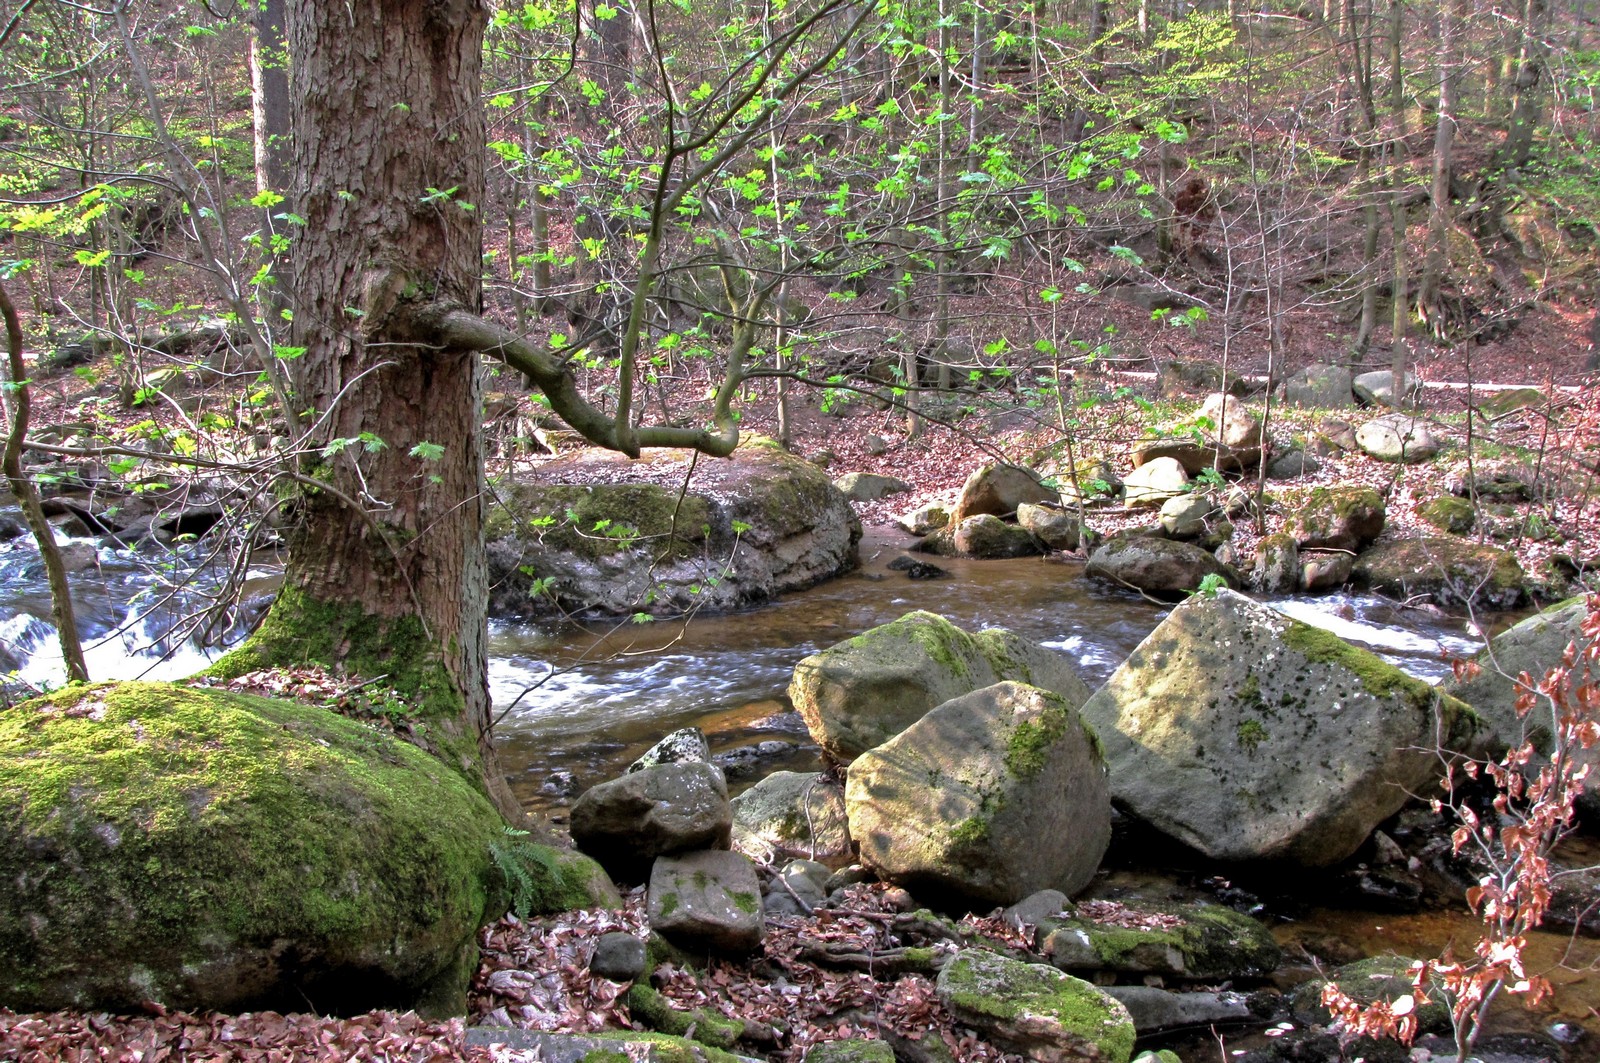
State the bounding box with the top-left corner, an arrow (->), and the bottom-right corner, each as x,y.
3,524 -> 1596,1050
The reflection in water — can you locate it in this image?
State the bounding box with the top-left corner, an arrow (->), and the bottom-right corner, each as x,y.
489,526 -> 1493,812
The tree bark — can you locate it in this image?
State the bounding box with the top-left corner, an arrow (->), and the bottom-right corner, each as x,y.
219,0 -> 518,817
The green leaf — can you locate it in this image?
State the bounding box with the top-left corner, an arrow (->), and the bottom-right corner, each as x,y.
409,441 -> 445,461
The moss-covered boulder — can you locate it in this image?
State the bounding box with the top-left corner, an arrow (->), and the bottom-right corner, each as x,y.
1290,955 -> 1451,1034
484,438 -> 860,619
1036,899 -> 1280,980
804,1039 -> 896,1063
936,948 -> 1135,1063
846,682 -> 1111,908
1353,536 -> 1526,611
791,612 -> 1092,765
1079,591 -> 1477,866
462,1027 -> 752,1062
1085,535 -> 1239,597
921,513 -> 1042,559
1282,485 -> 1386,552
0,681 -> 612,1015
1250,532 -> 1300,593
1417,496 -> 1476,534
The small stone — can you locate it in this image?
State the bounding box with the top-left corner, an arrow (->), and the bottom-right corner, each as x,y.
883,887 -> 916,911
1353,369 -> 1421,408
832,472 -> 912,502
1356,413 -> 1440,463
629,728 -> 711,773
1004,889 -> 1071,929
864,434 -> 890,456
589,932 -> 647,981
648,850 -> 766,955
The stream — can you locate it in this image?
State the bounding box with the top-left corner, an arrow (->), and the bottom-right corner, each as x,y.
2,525 -> 1596,1053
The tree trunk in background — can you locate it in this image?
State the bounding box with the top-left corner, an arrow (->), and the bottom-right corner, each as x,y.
1418,0 -> 1459,326
1500,0 -> 1550,174
221,0 -> 520,820
249,0 -> 291,314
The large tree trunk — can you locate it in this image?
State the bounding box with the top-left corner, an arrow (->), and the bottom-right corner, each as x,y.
218,0 -> 519,819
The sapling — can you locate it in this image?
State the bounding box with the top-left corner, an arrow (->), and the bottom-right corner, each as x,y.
1321,594 -> 1599,1061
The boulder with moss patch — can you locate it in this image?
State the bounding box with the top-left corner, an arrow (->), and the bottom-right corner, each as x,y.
484,438 -> 860,620
0,681 -> 613,1015
1290,955 -> 1451,1034
570,763 -> 732,882
1417,496 -> 1476,534
804,1040 -> 896,1063
1085,535 -> 1239,597
846,682 -> 1111,908
920,513 -> 1041,559
935,948 -> 1135,1063
1035,899 -> 1279,980
1078,591 -> 1477,866
790,611 -> 1091,764
647,850 -> 765,955
729,770 -> 852,866
1282,486 -> 1386,552
1353,536 -> 1526,611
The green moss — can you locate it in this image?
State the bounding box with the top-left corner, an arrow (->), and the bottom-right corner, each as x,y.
939,950 -> 1134,1063
578,1051 -> 631,1063
949,816 -> 990,846
1282,620 -> 1439,709
589,1031 -> 746,1063
1418,496 -> 1476,534
1003,692 -> 1071,779
624,983 -> 743,1049
485,483 -> 712,565
729,890 -> 759,915
0,681 -> 510,1012
1236,718 -> 1267,752
658,891 -> 680,917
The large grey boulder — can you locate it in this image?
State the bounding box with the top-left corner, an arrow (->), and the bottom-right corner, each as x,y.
570,762 -> 732,880
1104,987 -> 1253,1034
950,462 -> 1055,524
647,850 -> 765,955
730,770 -> 852,865
1131,393 -> 1262,474
1122,457 -> 1190,508
1079,590 -> 1478,866
846,682 -> 1111,907
1282,485 -> 1386,552
790,611 -> 1092,764
0,682 -> 616,1016
1353,369 -> 1420,408
936,948 -> 1136,1063
1284,363 -> 1354,409
1352,536 -> 1526,611
1442,597 -> 1597,816
833,472 -> 911,502
1018,502 -> 1089,551
920,513 -> 1040,559
1356,413 -> 1441,463
485,437 -> 860,619
1085,536 -> 1238,597
1250,532 -> 1299,593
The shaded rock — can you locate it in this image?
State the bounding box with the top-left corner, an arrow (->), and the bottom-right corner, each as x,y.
1004,889 -> 1071,930
1318,417 -> 1359,451
936,948 -> 1136,1063
1266,448 -> 1320,480
886,555 -> 950,580
485,438 -> 860,620
1353,369 -> 1420,408
1132,394 -> 1262,474
1445,458 -> 1535,502
0,508 -> 24,540
630,727 -> 711,772
1018,502 -> 1088,551
1355,413 -> 1440,463
1250,533 -> 1300,593
846,682 -> 1111,907
951,463 -> 1055,525
1036,900 -> 1280,980
1353,536 -> 1525,611
1155,357 -> 1246,397
790,611 -> 1091,764
1085,536 -> 1238,597
648,850 -> 765,955
864,434 -> 891,456
1122,457 -> 1190,508
1103,987 -> 1252,1033
1417,495 -> 1475,534
896,501 -> 951,536
1078,590 -> 1477,866
590,932 -> 648,981
1158,494 -> 1217,539
1283,364 -> 1354,409
1290,955 -> 1450,1034
1301,550 -> 1355,591
1049,457 -> 1121,503
570,762 -> 732,880
730,771 -> 852,866
0,681 -> 614,1016
1441,596 -> 1597,816
833,472 -> 911,502
1282,485 -> 1386,552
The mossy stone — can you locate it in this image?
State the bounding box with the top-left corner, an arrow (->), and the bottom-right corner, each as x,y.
1290,954 -> 1451,1034
936,948 -> 1135,1063
1417,496 -> 1476,534
805,1039 -> 897,1063
0,681 -> 570,1015
1036,900 -> 1281,980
